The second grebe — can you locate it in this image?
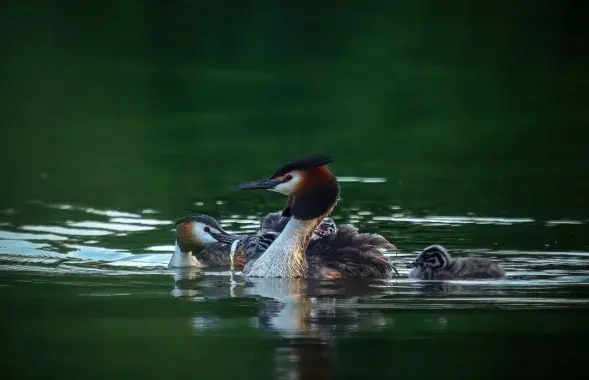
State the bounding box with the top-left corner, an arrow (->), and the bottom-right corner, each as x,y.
407,245 -> 506,280
168,214 -> 230,269
233,154 -> 397,279
168,213 -> 337,269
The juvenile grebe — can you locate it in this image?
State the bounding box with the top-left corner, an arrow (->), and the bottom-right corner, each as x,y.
233,155 -> 396,279
169,213 -> 337,269
168,214 -> 230,269
407,245 -> 506,280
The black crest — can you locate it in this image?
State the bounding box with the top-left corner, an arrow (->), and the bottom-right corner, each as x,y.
174,214 -> 223,231
270,154 -> 333,179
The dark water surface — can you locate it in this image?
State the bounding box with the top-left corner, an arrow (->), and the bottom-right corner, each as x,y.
1,1 -> 588,379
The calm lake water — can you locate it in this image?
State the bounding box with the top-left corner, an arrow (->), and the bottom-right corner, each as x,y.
1,1 -> 588,379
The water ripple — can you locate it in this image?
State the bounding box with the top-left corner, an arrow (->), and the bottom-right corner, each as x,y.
1,203 -> 588,311
21,225 -> 112,236
338,176 -> 387,183
373,215 -> 535,225
0,230 -> 67,241
109,217 -> 171,226
67,221 -> 155,232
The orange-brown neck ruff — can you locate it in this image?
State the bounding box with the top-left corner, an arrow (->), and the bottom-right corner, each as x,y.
288,166 -> 340,221
294,166 -> 335,195
176,221 -> 203,253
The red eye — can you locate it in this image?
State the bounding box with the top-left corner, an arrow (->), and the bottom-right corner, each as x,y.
284,175 -> 293,181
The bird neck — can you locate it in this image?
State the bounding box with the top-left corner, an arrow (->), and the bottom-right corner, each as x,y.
168,240 -> 203,268
243,216 -> 323,278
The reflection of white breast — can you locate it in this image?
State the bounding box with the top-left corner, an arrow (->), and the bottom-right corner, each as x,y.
269,301 -> 304,338
170,267 -> 201,298
408,267 -> 421,279
243,277 -> 308,339
244,277 -> 305,300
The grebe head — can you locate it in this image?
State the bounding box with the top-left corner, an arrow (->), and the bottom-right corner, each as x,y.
174,214 -> 230,252
313,217 -> 337,239
237,154 -> 340,220
259,212 -> 289,231
407,245 -> 451,270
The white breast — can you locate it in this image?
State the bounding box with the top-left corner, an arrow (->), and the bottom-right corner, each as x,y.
168,242 -> 202,268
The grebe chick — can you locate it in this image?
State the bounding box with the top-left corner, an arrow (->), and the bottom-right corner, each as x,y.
259,211 -> 337,241
407,245 -> 506,280
210,214 -> 339,270
233,154 -> 396,279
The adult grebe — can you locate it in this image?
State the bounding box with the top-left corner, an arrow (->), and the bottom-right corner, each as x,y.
407,245 -> 506,280
232,154 -> 397,279
208,212 -> 338,270
168,213 -> 337,269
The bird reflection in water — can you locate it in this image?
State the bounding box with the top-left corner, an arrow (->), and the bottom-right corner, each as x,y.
169,272 -> 391,380
238,277 -> 389,380
274,338 -> 334,380
170,267 -> 202,299
170,267 -> 245,299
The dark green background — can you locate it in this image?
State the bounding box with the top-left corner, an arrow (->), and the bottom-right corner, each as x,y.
0,1 -> 587,379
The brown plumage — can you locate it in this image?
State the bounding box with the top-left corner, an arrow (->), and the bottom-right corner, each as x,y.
234,154 -> 398,279
170,212 -> 337,269
304,224 -> 397,279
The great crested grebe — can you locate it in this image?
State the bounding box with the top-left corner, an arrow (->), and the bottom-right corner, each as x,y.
168,213 -> 337,269
230,154 -> 397,279
168,214 -> 230,269
407,245 -> 506,280
209,212 -> 339,270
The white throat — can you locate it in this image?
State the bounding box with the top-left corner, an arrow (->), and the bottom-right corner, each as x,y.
168,241 -> 203,269
243,218 -> 318,278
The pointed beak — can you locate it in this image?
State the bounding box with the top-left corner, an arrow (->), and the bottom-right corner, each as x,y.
207,229 -> 240,245
236,178 -> 281,191
406,261 -> 418,269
